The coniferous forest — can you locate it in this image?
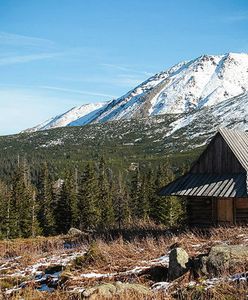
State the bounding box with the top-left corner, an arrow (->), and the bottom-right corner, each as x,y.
0,156 -> 186,239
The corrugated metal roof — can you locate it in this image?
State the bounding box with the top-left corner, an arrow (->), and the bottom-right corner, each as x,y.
219,128 -> 248,171
159,173 -> 247,198
160,128 -> 248,198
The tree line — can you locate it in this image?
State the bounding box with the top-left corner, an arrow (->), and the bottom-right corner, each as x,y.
0,158 -> 185,239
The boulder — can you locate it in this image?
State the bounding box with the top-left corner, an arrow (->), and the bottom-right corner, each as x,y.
168,247 -> 190,281
81,282 -> 151,299
191,254 -> 208,279
67,227 -> 83,236
207,245 -> 248,275
82,283 -> 116,299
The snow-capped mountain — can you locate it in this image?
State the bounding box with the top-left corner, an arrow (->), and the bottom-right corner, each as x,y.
25,102 -> 107,132
165,91 -> 248,138
26,52 -> 248,132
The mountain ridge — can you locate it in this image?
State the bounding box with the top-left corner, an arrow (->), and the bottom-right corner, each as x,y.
25,52 -> 248,132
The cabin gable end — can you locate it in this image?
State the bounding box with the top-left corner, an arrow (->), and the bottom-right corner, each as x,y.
190,133 -> 245,174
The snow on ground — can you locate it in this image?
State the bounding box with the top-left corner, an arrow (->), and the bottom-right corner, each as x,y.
80,254 -> 169,279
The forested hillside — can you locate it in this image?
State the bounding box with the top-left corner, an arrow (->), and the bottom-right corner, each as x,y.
0,157 -> 187,239
0,117 -> 204,239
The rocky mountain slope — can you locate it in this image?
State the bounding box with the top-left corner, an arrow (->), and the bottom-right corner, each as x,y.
1,93 -> 247,179
26,52 -> 248,132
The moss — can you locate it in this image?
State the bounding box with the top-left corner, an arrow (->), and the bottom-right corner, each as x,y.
72,242 -> 106,269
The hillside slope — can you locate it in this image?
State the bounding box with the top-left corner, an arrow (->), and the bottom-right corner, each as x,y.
1,92 -> 247,180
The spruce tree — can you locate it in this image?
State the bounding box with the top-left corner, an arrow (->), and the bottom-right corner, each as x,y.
136,172 -> 151,221
151,163 -> 185,226
129,167 -> 141,219
55,180 -> 72,234
98,158 -> 115,229
70,168 -> 79,228
78,164 -> 100,230
10,160 -> 38,238
37,163 -> 55,236
113,172 -> 130,229
0,181 -> 10,239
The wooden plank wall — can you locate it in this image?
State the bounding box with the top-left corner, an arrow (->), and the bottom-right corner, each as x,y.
236,198 -> 248,224
187,197 -> 215,225
191,134 -> 245,174
188,197 -> 248,225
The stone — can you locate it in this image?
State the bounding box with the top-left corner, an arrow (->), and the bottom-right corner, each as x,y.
207,245 -> 248,275
191,254 -> 208,279
81,282 -> 151,299
67,227 -> 83,236
168,247 -> 190,281
82,283 -> 116,299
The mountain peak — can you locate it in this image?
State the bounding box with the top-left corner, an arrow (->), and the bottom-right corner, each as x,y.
25,52 -> 248,132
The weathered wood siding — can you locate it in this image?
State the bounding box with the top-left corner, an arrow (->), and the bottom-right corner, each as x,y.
187,197 -> 216,225
188,197 -> 248,225
235,198 -> 248,224
191,133 -> 245,174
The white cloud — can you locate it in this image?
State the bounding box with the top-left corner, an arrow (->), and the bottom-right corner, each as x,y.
40,86 -> 116,98
58,73 -> 146,88
0,31 -> 56,48
0,52 -> 62,66
101,63 -> 153,76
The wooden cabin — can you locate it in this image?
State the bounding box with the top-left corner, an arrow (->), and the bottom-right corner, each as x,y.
159,128 -> 248,226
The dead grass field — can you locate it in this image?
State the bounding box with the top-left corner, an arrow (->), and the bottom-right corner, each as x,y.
0,226 -> 248,299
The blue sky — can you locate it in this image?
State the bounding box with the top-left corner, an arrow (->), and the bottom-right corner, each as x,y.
0,0 -> 248,135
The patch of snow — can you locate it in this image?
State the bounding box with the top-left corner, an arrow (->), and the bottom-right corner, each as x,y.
152,281 -> 171,291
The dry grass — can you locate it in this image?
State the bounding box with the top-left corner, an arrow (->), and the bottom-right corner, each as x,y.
0,236 -> 65,258
0,226 -> 248,299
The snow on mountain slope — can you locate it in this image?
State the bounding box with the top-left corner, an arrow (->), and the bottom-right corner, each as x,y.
93,53 -> 248,123
25,102 -> 107,132
165,91 -> 248,140
26,52 -> 248,132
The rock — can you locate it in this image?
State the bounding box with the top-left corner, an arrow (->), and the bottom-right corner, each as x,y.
168,247 -> 190,281
81,282 -> 151,299
191,254 -> 208,279
82,283 -> 116,299
67,227 -> 83,236
207,245 -> 248,275
115,282 -> 150,296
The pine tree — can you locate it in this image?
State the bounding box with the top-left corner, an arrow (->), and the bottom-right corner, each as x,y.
113,172 -> 130,229
136,172 -> 151,221
98,158 -> 115,229
9,160 -> 39,238
78,164 -> 100,230
129,167 -> 141,219
55,179 -> 72,234
0,181 -> 10,239
70,168 -> 79,227
37,163 -> 55,236
150,163 -> 185,226
30,189 -> 40,238
149,164 -> 170,224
